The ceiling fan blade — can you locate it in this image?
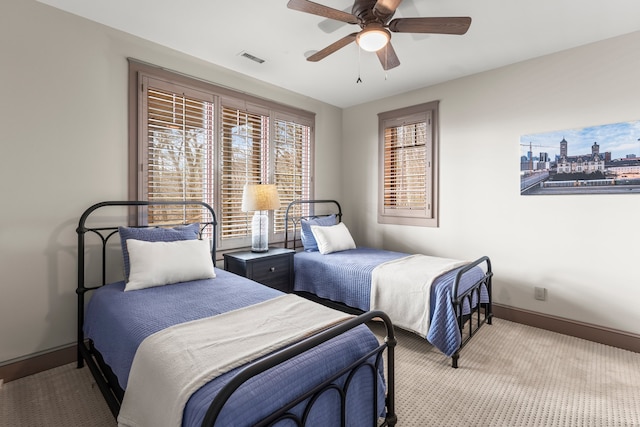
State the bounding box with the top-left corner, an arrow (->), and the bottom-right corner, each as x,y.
307,33 -> 358,62
376,42 -> 401,70
389,17 -> 472,35
318,6 -> 353,33
287,0 -> 359,25
373,0 -> 404,17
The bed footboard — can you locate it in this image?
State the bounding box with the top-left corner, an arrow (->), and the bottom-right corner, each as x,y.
450,256 -> 493,368
203,310 -> 397,427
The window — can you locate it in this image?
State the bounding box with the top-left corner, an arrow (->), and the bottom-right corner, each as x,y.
128,60 -> 314,250
378,101 -> 439,227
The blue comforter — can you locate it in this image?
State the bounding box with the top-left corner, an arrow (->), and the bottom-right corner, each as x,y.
84,268 -> 385,426
294,248 -> 489,356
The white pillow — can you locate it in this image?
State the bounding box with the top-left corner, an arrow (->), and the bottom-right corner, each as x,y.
124,238 -> 216,291
310,222 -> 356,254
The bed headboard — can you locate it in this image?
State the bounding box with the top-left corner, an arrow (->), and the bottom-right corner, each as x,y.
284,200 -> 342,250
77,200 -> 217,292
76,200 -> 216,373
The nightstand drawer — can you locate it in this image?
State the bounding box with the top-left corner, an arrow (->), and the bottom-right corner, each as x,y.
223,248 -> 294,293
250,257 -> 291,289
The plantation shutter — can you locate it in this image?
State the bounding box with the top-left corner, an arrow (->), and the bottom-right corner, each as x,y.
133,61 -> 316,249
273,113 -> 313,234
382,111 -> 432,218
142,79 -> 214,226
218,101 -> 270,242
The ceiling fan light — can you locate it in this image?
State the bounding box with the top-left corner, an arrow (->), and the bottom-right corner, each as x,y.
357,27 -> 390,52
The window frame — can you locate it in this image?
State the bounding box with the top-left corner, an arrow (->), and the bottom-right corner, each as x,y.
377,100 -> 439,227
127,59 -> 315,250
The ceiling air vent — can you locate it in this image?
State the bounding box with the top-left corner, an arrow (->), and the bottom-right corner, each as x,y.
239,51 -> 265,64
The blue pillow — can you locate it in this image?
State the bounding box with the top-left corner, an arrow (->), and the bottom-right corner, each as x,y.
300,214 -> 336,252
118,223 -> 200,280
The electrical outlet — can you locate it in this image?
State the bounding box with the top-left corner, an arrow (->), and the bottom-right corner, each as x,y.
534,287 -> 547,301
0,378 -> 4,389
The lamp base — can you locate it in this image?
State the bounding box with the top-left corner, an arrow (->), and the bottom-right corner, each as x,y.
250,211 -> 269,253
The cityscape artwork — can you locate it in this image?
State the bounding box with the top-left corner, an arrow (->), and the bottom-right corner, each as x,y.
520,119 -> 640,195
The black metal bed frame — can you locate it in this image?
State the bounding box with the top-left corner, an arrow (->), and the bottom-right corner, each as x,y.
284,199 -> 493,368
76,200 -> 397,427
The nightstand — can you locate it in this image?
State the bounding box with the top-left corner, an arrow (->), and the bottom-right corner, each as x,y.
223,248 -> 295,293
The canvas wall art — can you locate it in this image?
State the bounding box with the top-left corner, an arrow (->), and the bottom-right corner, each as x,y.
520,120 -> 640,195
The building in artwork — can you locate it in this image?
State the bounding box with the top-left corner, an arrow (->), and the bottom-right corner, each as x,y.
607,158 -> 640,178
556,138 -> 605,174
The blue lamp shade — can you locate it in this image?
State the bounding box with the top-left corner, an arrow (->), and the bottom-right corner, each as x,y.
241,184 -> 281,252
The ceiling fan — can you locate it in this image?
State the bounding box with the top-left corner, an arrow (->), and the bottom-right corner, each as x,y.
287,0 -> 472,70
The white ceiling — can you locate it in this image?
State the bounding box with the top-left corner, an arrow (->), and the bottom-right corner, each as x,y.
37,0 -> 640,108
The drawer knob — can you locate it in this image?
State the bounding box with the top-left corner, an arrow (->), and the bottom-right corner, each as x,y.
270,267 -> 276,272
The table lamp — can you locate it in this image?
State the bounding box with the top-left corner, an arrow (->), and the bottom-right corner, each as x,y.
241,184 -> 281,252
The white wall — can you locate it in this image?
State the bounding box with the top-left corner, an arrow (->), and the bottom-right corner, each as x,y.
0,0 -> 342,364
343,30 -> 640,335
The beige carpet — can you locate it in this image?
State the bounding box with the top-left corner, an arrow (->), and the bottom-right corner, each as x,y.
2,318 -> 640,426
0,360 -> 113,427
368,319 -> 640,426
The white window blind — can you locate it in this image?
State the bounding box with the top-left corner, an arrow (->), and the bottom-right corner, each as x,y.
219,103 -> 269,241
144,85 -> 214,226
273,114 -> 312,233
383,118 -> 429,214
